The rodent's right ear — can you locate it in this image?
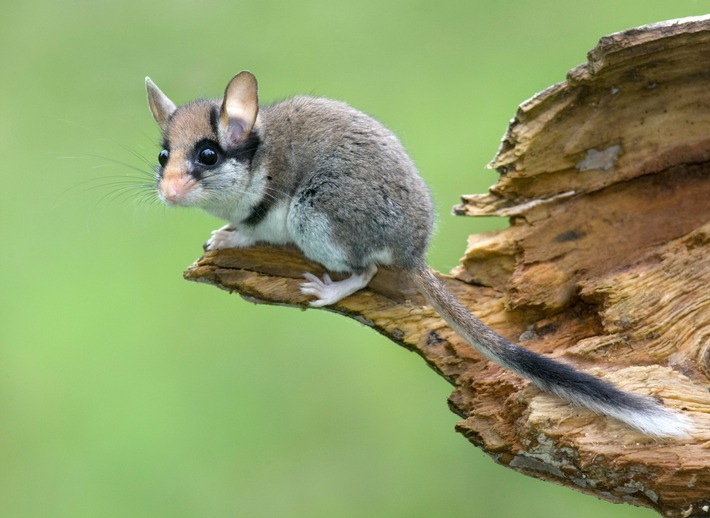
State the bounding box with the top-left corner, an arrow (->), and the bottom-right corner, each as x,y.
145,77 -> 177,131
219,71 -> 259,149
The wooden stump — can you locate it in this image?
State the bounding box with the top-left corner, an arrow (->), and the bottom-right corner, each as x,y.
185,16 -> 710,517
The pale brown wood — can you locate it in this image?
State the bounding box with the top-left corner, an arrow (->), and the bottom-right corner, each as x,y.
184,16 -> 710,517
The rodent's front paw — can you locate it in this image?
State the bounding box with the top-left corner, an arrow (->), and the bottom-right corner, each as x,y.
205,225 -> 256,251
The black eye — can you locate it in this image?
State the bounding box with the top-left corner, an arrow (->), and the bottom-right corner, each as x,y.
158,149 -> 169,167
198,146 -> 219,166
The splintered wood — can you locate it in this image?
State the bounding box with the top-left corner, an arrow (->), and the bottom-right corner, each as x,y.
185,16 -> 710,517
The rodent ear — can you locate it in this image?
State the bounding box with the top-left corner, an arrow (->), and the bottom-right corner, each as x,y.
145,77 -> 177,131
219,71 -> 259,148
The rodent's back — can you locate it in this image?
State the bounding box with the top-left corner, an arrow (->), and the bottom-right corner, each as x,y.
259,96 -> 434,271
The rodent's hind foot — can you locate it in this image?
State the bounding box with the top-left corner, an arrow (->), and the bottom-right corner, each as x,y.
300,265 -> 377,307
205,225 -> 257,251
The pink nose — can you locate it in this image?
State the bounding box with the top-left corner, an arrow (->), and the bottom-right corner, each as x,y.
159,174 -> 193,204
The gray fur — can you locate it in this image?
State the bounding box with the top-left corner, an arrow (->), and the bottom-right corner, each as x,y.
147,72 -> 691,438
259,96 -> 434,273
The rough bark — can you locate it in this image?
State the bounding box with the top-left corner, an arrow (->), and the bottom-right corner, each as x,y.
184,16 -> 710,517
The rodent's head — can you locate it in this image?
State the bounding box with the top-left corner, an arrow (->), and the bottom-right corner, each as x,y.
145,71 -> 260,211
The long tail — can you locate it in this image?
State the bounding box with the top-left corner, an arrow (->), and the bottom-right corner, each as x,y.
409,264 -> 691,438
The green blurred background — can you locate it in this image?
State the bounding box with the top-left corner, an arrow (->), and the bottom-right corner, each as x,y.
1,1 -> 706,517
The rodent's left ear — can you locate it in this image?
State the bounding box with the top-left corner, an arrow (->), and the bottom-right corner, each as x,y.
219,71 -> 259,148
146,77 -> 177,131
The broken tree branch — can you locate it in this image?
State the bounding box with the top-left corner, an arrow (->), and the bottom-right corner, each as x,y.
185,16 -> 710,518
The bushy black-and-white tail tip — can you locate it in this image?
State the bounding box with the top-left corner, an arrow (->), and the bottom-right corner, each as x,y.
410,264 -> 692,439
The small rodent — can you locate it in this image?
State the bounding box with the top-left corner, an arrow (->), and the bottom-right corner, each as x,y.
146,71 -> 690,438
